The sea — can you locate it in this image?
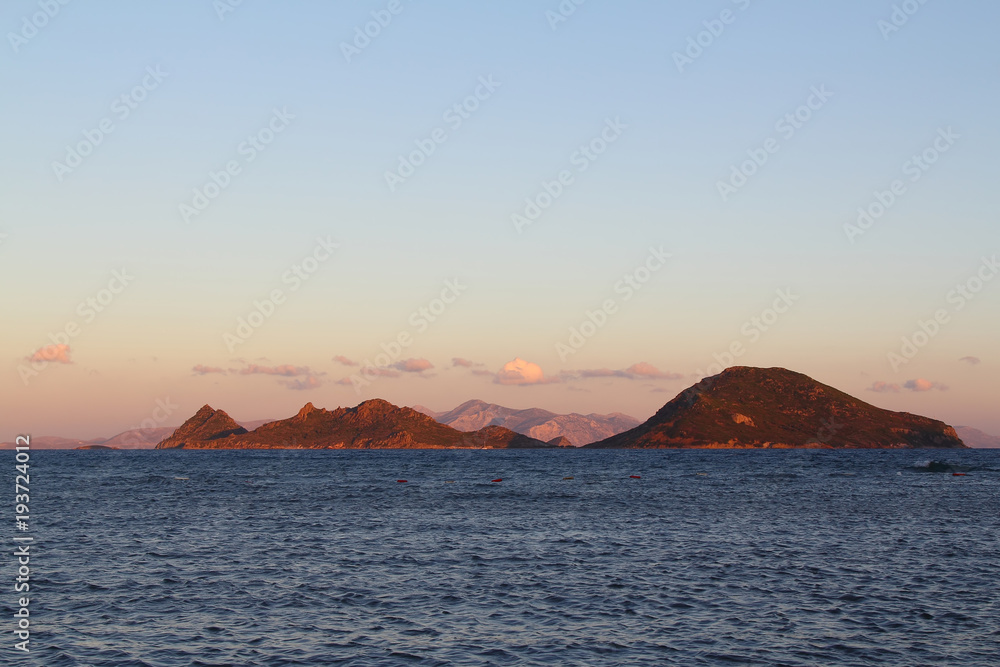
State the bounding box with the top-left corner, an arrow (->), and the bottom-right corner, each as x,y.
21,448 -> 1000,666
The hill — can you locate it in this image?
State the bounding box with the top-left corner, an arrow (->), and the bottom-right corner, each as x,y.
587,367 -> 966,449
155,400 -> 555,449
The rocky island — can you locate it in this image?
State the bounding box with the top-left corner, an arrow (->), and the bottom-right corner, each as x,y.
155,399 -> 554,449
586,366 -> 966,449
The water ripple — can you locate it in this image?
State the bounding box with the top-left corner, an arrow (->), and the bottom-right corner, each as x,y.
25,449 -> 1000,665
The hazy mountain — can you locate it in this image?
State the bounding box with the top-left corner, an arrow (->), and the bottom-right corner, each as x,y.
587,366 -> 967,449
237,419 -> 275,431
414,399 -> 640,446
100,427 -> 179,448
1,431 -> 172,450
956,426 -> 1000,448
156,400 -> 555,449
0,436 -> 101,450
1,417 -> 275,450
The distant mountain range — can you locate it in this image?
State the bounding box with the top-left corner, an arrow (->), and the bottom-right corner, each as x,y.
587,367 -> 966,449
5,367 -> 990,450
0,429 -> 178,450
155,401 -> 556,449
0,419 -> 270,450
413,400 -> 639,446
954,426 -> 1000,449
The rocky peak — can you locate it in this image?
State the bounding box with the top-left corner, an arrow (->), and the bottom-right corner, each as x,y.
155,405 -> 246,448
295,402 -> 326,420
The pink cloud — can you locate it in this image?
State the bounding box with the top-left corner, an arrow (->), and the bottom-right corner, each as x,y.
281,375 -> 322,391
495,358 -> 558,385
452,357 -> 475,367
959,356 -> 981,365
192,364 -> 227,375
239,364 -> 312,377
335,367 -> 401,385
624,362 -> 684,380
867,381 -> 901,393
29,344 -> 72,364
868,379 -> 948,393
576,362 -> 683,381
333,355 -> 358,367
579,368 -> 618,378
903,378 -> 948,392
393,358 -> 434,373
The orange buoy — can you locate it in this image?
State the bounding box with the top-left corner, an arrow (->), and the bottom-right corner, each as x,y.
397,479 -> 407,483
492,478 -> 502,483
629,475 -> 641,479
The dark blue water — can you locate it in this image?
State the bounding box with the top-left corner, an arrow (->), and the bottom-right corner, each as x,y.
19,449 -> 1000,665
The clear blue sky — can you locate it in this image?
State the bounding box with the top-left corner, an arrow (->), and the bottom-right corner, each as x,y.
2,0 -> 998,439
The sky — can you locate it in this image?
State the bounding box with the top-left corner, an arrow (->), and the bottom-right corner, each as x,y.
1,0 -> 998,440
